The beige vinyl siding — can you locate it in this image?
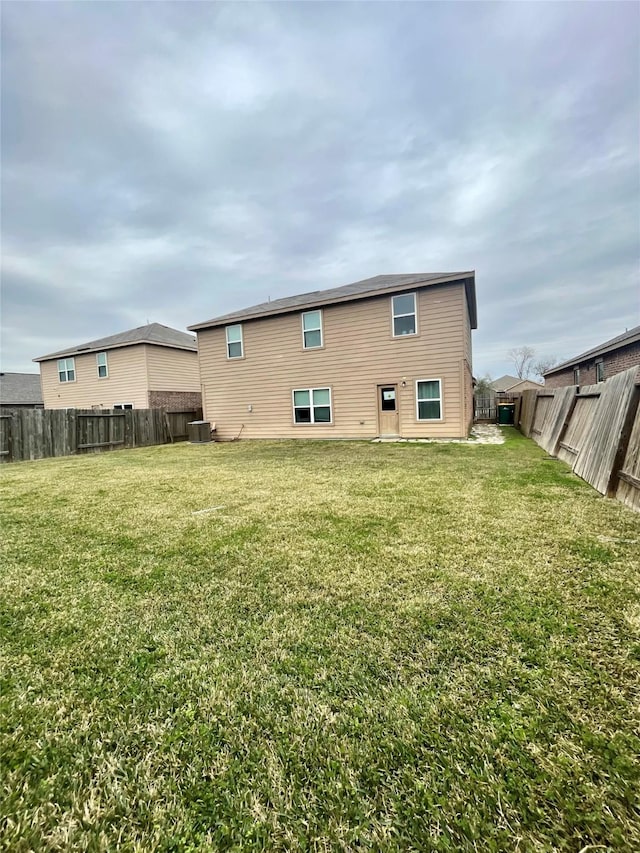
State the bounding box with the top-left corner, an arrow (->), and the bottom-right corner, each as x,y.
145,345 -> 200,392
40,345 -> 149,409
198,282 -> 470,440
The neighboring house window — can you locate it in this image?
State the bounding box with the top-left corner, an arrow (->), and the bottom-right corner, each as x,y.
58,358 -> 75,382
113,403 -> 133,410
595,359 -> 605,382
392,293 -> 417,337
96,352 -> 108,378
226,324 -> 243,359
293,387 -> 332,424
416,379 -> 442,421
302,310 -> 323,349
573,367 -> 580,385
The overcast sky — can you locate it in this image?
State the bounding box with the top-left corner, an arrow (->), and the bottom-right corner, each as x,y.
2,1 -> 639,379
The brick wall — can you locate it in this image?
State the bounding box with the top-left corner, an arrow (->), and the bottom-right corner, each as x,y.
148,390 -> 202,411
544,340 -> 640,388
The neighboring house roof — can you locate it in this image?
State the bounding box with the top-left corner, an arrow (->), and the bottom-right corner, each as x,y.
33,323 -> 197,362
0,372 -> 43,405
490,375 -> 521,392
507,378 -> 545,392
189,271 -> 477,332
489,375 -> 544,393
543,325 -> 640,376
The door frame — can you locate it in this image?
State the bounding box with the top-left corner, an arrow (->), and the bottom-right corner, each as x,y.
377,383 -> 400,437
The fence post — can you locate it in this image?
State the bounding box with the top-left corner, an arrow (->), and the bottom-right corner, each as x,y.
551,386 -> 578,457
124,409 -> 134,448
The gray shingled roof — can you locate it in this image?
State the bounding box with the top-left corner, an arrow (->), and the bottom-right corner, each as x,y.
33,323 -> 197,362
0,372 -> 43,405
544,324 -> 640,375
189,272 -> 477,331
490,374 -> 522,392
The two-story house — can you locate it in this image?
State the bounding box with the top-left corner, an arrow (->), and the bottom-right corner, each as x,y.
34,323 -> 201,411
189,272 -> 477,440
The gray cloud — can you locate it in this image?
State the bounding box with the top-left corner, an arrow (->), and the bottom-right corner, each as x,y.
1,1 -> 638,376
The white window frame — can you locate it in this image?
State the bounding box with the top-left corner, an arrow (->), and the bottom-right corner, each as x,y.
226,324 -> 244,359
416,378 -> 443,422
113,403 -> 134,410
391,292 -> 417,338
58,357 -> 76,383
292,387 -> 333,425
96,351 -> 108,378
302,310 -> 323,350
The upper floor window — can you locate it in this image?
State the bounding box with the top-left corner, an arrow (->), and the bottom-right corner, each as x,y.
573,367 -> 580,385
293,387 -> 332,424
416,379 -> 442,421
97,351 -> 108,378
226,324 -> 243,359
58,358 -> 75,383
392,293 -> 417,337
302,310 -> 323,349
595,359 -> 605,383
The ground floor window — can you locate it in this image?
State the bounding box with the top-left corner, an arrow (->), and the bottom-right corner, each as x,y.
293,387 -> 332,424
416,379 -> 442,420
113,403 -> 133,410
595,359 -> 605,382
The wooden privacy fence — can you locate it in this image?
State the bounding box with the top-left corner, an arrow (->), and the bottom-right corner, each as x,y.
0,408 -> 201,463
516,366 -> 640,511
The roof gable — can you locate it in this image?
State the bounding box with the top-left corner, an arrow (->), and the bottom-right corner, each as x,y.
34,323 -> 197,362
490,374 -> 521,391
189,271 -> 477,331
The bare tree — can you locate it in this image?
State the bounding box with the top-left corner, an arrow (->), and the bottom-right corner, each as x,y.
507,346 -> 536,379
533,356 -> 559,381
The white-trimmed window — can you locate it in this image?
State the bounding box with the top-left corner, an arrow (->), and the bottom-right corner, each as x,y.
392,292 -> 417,337
302,310 -> 323,349
226,324 -> 243,359
595,359 -> 605,383
293,387 -> 332,424
416,379 -> 442,421
96,351 -> 108,378
58,358 -> 75,383
113,403 -> 133,410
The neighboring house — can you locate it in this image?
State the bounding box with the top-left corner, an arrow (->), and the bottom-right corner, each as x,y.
473,374 -> 543,421
543,325 -> 640,388
189,271 -> 477,440
0,372 -> 44,408
33,323 -> 201,411
491,375 -> 544,395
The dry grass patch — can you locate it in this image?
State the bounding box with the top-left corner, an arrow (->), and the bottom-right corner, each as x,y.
1,430 -> 639,851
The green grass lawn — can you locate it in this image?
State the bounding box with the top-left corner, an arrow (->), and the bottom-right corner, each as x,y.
1,430 -> 639,852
